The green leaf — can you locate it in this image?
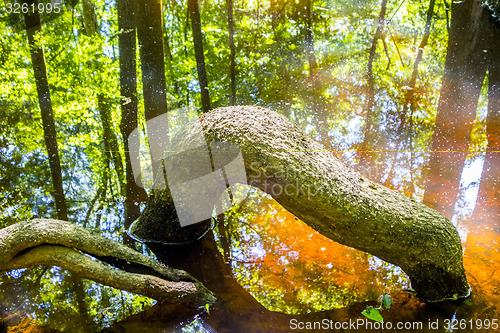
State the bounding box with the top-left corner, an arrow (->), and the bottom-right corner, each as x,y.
381,294 -> 392,309
362,306 -> 384,322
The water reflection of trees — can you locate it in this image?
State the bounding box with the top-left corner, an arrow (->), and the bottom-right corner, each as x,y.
1,0 -> 500,331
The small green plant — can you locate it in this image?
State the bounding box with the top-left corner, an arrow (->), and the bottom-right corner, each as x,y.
362,294 -> 391,322
205,303 -> 211,315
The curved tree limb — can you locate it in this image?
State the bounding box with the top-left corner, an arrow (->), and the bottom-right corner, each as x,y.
0,219 -> 215,307
131,105 -> 470,302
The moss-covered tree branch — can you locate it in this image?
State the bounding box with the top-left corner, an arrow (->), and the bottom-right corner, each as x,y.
0,219 -> 215,307
131,105 -> 470,302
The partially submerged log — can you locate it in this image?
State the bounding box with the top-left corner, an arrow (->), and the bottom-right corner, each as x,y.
0,219 -> 215,307
130,105 -> 470,302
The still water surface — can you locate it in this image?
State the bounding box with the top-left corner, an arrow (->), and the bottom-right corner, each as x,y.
1,139 -> 499,333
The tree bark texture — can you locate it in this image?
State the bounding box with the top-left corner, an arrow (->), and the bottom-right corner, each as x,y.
130,105 -> 470,302
188,0 -> 211,113
0,219 -> 215,307
24,1 -> 68,221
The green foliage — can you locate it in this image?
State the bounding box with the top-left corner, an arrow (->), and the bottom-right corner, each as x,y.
362,294 -> 391,322
362,306 -> 384,322
381,294 -> 392,309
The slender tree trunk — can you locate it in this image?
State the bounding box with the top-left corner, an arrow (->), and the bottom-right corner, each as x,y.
97,95 -> 126,195
163,30 -> 181,108
117,0 -> 148,236
25,2 -> 91,329
82,0 -> 126,197
134,0 -> 170,182
402,0 -> 435,118
24,0 -> 68,221
188,0 -> 211,113
400,0 -> 436,195
95,155 -> 110,230
360,0 -> 388,166
227,0 -> 237,105
162,0 -> 181,107
184,4 -> 191,107
304,0 -> 318,77
423,0 -> 489,216
473,11 -> 500,226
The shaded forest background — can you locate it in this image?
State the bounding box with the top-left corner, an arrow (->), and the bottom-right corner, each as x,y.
0,0 -> 499,331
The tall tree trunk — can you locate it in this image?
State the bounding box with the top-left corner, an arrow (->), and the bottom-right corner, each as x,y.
400,0 -> 436,195
134,0 -> 170,181
188,0 -> 211,113
304,0 -> 318,77
97,95 -> 126,195
82,0 -> 126,197
163,30 -> 182,108
24,0 -> 67,221
184,3 -> 191,107
162,0 -> 181,108
359,0 -> 388,167
227,0 -> 237,105
117,0 -> 148,237
423,0 -> 489,217
402,0 -> 435,120
473,11 -> 500,226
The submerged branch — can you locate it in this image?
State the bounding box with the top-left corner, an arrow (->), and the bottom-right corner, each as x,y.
0,219 -> 215,307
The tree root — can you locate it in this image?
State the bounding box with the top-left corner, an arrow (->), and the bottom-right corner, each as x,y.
0,219 -> 215,307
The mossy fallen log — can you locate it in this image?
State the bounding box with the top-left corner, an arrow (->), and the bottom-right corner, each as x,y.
0,219 -> 215,307
130,105 -> 470,302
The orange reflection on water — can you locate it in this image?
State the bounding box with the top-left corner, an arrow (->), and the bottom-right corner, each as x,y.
223,190 -> 410,314
463,226 -> 500,316
222,180 -> 500,326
